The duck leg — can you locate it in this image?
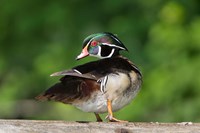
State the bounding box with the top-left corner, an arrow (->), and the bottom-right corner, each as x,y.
106,99 -> 128,122
94,113 -> 103,122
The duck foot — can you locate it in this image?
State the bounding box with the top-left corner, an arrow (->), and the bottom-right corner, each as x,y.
106,99 -> 128,122
105,115 -> 128,122
94,113 -> 103,122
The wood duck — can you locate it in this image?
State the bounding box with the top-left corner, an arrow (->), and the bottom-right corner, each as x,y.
36,32 -> 142,122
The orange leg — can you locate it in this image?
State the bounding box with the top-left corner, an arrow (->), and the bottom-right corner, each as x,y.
106,99 -> 128,122
94,113 -> 103,122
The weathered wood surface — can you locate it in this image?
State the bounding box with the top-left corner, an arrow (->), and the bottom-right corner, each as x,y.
0,119 -> 199,133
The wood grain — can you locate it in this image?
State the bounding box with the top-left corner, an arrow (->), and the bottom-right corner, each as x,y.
0,120 -> 199,133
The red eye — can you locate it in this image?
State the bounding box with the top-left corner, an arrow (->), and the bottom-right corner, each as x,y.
91,41 -> 98,46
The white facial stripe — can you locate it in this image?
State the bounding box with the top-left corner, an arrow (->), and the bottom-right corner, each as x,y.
87,35 -> 99,46
97,46 -> 101,56
111,34 -> 122,44
73,69 -> 82,74
89,46 -> 103,58
101,43 -> 125,50
107,49 -> 115,58
86,39 -> 92,48
89,45 -> 116,59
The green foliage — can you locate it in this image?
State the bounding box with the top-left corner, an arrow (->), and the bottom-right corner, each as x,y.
0,0 -> 200,122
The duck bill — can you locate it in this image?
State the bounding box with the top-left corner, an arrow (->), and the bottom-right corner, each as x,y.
76,45 -> 89,60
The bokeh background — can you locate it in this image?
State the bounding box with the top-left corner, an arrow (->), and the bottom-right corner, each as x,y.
0,0 -> 200,122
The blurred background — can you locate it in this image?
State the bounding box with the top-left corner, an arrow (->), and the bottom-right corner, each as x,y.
0,0 -> 200,122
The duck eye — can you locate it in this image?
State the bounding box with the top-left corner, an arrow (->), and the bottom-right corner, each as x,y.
91,41 -> 98,46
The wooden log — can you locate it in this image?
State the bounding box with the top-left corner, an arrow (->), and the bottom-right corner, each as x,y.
0,119 -> 199,133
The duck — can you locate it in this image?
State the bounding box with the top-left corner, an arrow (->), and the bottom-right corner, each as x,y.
36,32 -> 142,122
